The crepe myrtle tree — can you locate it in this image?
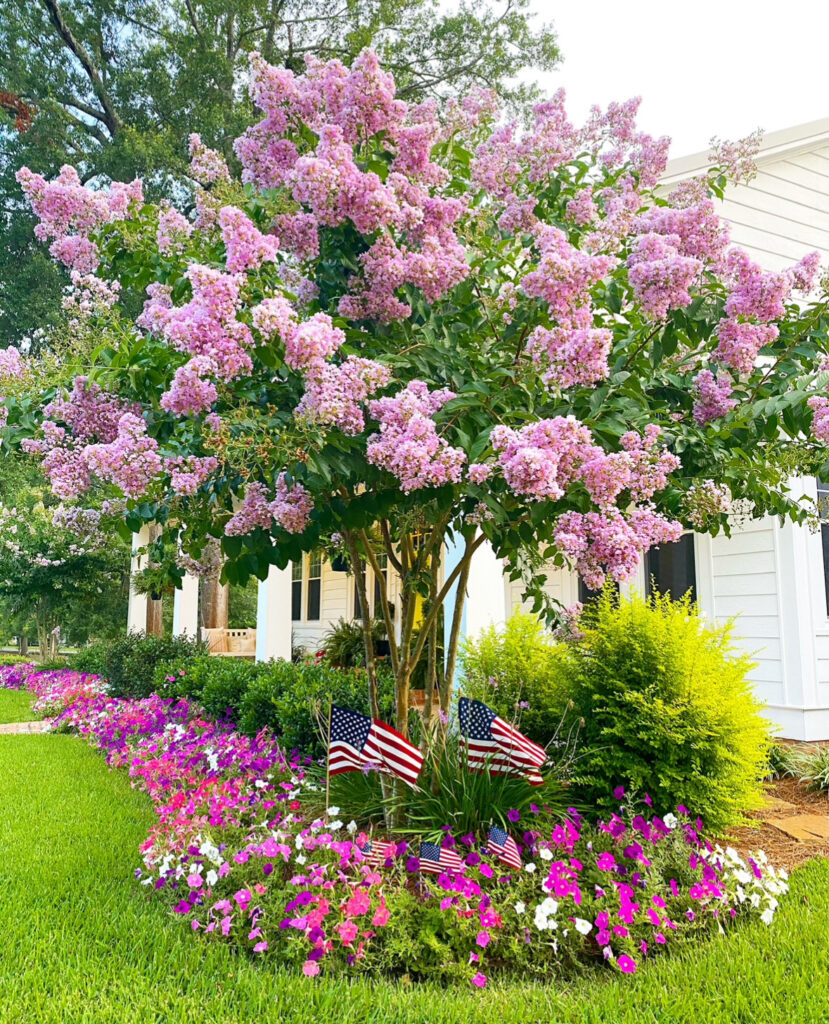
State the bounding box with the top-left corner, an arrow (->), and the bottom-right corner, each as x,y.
5,50 -> 829,738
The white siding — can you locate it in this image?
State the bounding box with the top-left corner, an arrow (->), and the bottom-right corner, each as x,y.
504,561 -> 578,619
698,521 -> 785,709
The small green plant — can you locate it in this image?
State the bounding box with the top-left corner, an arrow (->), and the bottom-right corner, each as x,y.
796,745 -> 829,792
321,617 -> 387,668
324,729 -> 572,838
459,610 -> 570,745
765,741 -> 801,780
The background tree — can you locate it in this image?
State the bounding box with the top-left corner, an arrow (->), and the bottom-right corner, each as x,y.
0,0 -> 559,348
0,498 -> 129,658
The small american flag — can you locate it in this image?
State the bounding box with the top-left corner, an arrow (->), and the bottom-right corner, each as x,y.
357,839 -> 396,868
458,697 -> 546,785
485,823 -> 523,870
419,841 -> 465,875
328,705 -> 424,786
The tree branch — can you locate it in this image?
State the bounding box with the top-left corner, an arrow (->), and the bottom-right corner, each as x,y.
39,0 -> 123,135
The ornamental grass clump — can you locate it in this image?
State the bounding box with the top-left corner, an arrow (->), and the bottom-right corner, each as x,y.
561,591 -> 771,830
2,664 -> 791,988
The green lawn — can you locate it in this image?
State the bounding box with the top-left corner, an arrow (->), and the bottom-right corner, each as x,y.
1,736 -> 829,1024
0,688 -> 36,724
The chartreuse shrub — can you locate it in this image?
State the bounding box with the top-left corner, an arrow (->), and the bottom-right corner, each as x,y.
562,590 -> 770,829
459,611 -> 570,745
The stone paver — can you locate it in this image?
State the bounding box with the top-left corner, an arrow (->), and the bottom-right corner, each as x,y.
768,814 -> 829,843
0,721 -> 50,735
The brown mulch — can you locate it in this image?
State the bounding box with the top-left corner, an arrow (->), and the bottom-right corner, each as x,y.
720,776 -> 829,872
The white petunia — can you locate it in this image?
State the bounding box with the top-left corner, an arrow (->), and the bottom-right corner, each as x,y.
514,902 -> 526,915
346,820 -> 357,834
539,848 -> 553,861
525,862 -> 537,873
663,812 -> 678,830
206,869 -> 218,887
573,917 -> 592,935
760,907 -> 774,925
295,853 -> 307,865
327,806 -> 340,816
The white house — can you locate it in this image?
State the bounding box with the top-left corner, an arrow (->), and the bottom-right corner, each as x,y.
129,117 -> 829,741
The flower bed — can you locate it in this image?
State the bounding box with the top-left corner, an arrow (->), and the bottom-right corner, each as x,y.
2,666 -> 789,986
0,663 -> 36,689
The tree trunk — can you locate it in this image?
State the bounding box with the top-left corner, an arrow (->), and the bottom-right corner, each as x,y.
18,634 -> 28,656
202,578 -> 229,629
146,595 -> 164,636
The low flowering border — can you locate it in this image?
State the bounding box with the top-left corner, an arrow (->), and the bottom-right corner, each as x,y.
1,665 -> 790,986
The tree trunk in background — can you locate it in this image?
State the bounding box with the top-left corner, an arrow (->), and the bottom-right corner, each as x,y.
201,558 -> 229,629
146,595 -> 164,636
18,634 -> 28,656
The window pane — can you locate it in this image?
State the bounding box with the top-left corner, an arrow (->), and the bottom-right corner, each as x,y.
291,580 -> 302,621
645,534 -> 697,602
307,579 -> 321,620
308,552 -> 322,579
292,561 -> 303,581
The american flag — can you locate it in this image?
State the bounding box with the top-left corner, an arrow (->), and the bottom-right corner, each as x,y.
485,823 -> 523,870
419,841 -> 465,875
458,697 -> 547,786
357,839 -> 396,868
328,705 -> 424,786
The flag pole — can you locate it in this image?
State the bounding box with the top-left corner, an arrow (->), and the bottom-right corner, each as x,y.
325,697 -> 332,814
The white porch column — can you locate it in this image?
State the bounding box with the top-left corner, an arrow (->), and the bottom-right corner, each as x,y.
126,524 -> 151,633
173,572 -> 200,638
464,540 -> 508,639
256,563 -> 293,662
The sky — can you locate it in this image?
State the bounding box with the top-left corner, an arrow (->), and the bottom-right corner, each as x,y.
527,0 -> 829,159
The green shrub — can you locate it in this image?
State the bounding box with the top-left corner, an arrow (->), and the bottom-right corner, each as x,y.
80,631 -> 205,697
70,639 -> 114,678
0,653 -> 34,667
36,658 -> 71,672
459,610 -> 570,745
153,654 -> 260,720
239,660 -> 395,756
561,590 -> 770,830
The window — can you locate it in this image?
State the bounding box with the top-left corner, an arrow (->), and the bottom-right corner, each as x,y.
819,479 -> 829,615
644,533 -> 697,602
291,561 -> 303,621
354,552 -> 391,620
306,552 -> 322,621
292,554 -> 323,622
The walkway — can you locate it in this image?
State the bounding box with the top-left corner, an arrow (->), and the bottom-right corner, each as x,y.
0,720 -> 50,734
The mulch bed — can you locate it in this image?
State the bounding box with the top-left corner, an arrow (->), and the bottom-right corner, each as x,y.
723,777 -> 829,872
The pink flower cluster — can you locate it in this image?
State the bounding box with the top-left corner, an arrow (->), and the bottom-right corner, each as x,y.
0,345 -> 25,380
160,357 -> 220,417
527,322 -> 613,389
233,50 -> 469,322
521,226 -> 616,319
16,164 -> 142,272
225,476 -> 314,536
139,264 -> 252,380
627,233 -> 702,319
219,206 -> 280,273
189,134 -> 231,184
157,206 -> 193,253
692,369 -> 737,425
554,507 -> 683,590
490,418 -> 678,509
85,412 -> 163,498
366,381 -> 465,491
296,357 -> 391,435
809,396 -> 829,444
166,456 -> 220,496
21,377 -> 148,499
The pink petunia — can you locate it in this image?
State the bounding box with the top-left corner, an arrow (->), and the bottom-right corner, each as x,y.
471,972 -> 488,988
